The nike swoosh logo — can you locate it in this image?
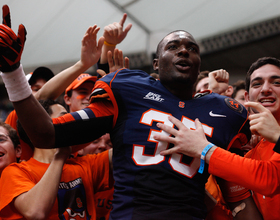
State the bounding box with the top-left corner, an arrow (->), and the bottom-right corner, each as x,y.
209,111 -> 226,117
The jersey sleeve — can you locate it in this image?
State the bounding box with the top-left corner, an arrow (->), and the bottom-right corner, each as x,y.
0,164 -> 35,218
208,147 -> 280,196
52,96 -> 115,148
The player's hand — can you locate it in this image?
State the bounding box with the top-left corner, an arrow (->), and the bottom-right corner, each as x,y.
153,115 -> 210,158
0,5 -> 27,72
103,13 -> 132,46
2,5 -> 11,27
96,48 -> 129,77
208,69 -> 229,95
245,101 -> 280,143
80,25 -> 104,70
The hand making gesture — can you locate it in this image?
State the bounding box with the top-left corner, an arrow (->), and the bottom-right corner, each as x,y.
0,5 -> 27,72
245,101 -> 280,143
78,25 -> 104,71
100,13 -> 132,64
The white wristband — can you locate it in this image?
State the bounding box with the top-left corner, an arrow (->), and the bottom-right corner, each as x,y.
1,65 -> 32,102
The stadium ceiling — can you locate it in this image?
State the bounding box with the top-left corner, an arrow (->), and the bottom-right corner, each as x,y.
2,0 -> 280,80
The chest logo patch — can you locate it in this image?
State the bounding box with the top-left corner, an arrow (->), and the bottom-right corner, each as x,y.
143,92 -> 164,102
225,97 -> 243,113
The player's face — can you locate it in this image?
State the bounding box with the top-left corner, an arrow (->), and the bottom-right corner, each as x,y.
78,133 -> 112,155
66,81 -> 94,112
154,31 -> 201,90
0,126 -> 20,175
196,77 -> 209,93
245,64 -> 280,120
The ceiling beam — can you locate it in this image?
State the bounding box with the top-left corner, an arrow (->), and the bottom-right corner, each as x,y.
108,0 -> 151,35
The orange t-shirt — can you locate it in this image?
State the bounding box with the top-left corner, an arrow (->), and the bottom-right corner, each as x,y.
209,139 -> 280,219
95,188 -> 114,220
0,150 -> 112,219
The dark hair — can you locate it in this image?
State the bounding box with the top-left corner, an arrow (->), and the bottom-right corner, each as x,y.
64,90 -> 72,112
232,80 -> 245,99
246,57 -> 280,91
155,30 -> 193,58
0,122 -> 20,149
66,90 -> 72,98
193,70 -> 209,93
17,99 -> 60,148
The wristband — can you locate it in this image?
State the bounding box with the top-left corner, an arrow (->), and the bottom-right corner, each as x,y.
198,143 -> 214,174
104,41 -> 116,47
273,135 -> 280,153
1,65 -> 32,102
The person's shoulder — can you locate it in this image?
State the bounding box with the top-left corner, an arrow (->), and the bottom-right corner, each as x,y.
100,68 -> 150,82
197,92 -> 247,116
1,160 -> 30,177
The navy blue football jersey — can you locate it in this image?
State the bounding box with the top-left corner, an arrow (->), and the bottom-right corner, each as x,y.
54,68 -> 250,220
89,68 -> 250,220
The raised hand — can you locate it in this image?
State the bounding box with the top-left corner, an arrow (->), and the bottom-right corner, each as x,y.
2,5 -> 11,27
108,48 -> 129,72
0,5 -> 27,72
80,25 -> 104,70
245,101 -> 280,143
103,13 -> 132,45
208,69 -> 231,95
97,48 -> 129,77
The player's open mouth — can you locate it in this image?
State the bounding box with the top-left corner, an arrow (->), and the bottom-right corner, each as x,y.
175,60 -> 191,71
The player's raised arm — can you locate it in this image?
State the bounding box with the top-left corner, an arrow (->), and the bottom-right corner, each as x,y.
0,5 -> 55,149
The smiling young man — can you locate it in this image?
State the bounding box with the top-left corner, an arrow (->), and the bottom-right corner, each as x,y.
0,11 -> 262,218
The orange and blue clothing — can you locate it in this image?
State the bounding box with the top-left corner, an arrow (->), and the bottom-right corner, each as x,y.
49,68 -> 250,219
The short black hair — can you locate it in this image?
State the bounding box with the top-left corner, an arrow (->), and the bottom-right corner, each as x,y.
246,57 -> 280,91
155,30 -> 194,58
